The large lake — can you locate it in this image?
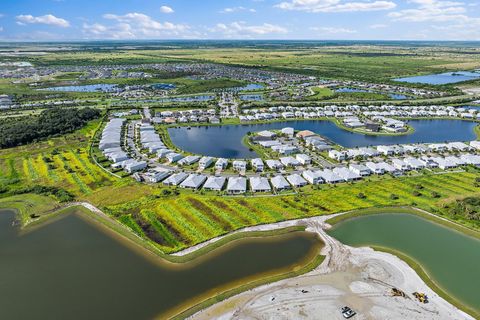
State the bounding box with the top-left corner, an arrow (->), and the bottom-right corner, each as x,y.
168,119 -> 478,158
0,209 -> 320,320
395,71 -> 480,85
328,213 -> 480,314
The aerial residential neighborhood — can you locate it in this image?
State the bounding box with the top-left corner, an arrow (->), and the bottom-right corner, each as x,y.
1,1 -> 480,320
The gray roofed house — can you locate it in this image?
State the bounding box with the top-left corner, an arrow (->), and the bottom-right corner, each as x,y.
227,177 -> 247,194
270,175 -> 291,191
180,174 -> 207,189
365,161 -> 385,175
203,176 -> 226,191
281,127 -> 294,137
249,177 -> 271,192
286,173 -> 307,188
163,172 -> 189,186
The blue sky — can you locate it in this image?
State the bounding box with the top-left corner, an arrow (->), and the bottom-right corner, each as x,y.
0,0 -> 479,41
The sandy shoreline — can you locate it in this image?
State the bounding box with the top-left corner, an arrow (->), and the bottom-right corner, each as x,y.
186,214 -> 474,320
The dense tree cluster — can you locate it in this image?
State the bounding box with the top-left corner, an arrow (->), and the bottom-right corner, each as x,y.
0,107 -> 100,148
445,197 -> 480,221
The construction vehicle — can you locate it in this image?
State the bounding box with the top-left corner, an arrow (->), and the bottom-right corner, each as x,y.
391,287 -> 406,298
413,292 -> 429,303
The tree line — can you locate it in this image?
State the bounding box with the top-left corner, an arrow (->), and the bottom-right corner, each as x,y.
0,107 -> 100,148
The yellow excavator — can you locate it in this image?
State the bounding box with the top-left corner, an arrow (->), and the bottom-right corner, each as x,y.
413,292 -> 429,303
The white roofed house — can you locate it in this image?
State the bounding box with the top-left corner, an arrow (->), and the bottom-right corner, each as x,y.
391,159 -> 411,172
404,157 -> 425,170
122,160 -> 147,173
270,175 -> 291,191
469,140 -> 480,150
163,172 -> 189,186
249,177 -> 271,192
445,155 -> 467,166
286,173 -> 307,188
460,154 -> 480,166
419,156 -> 439,168
215,158 -> 228,171
296,154 -> 312,165
302,170 -> 323,185
180,174 -> 207,190
349,164 -> 371,176
157,148 -> 173,158
203,176 -> 226,191
266,159 -> 284,170
233,160 -> 247,173
251,158 -> 264,172
378,162 -> 400,175
227,177 -> 247,194
257,130 -> 277,139
431,157 -> 457,170
280,156 -> 301,167
365,161 -> 385,175
143,168 -> 171,183
333,167 -> 361,181
178,155 -> 200,166
447,142 -> 471,152
166,152 -> 184,163
328,150 -> 348,161
319,169 -> 345,184
278,145 -> 299,155
281,127 -> 294,138
198,156 -> 214,170
377,145 -> 396,156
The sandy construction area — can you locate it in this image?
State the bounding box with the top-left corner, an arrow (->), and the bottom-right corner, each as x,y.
187,214 -> 474,320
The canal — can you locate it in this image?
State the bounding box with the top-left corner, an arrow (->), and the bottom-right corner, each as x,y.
0,209 -> 321,320
327,213 -> 480,313
168,119 -> 478,158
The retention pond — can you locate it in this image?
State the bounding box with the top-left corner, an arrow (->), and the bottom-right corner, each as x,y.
327,213 -> 480,314
0,209 -> 321,320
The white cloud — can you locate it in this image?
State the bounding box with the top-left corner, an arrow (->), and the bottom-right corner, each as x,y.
220,6 -> 257,13
160,6 -> 174,14
388,0 -> 474,22
16,14 -> 70,27
275,0 -> 396,12
211,21 -> 287,37
310,26 -> 357,33
82,13 -> 192,39
369,23 -> 388,28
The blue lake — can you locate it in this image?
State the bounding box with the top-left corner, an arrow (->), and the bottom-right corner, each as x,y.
225,83 -> 264,92
39,84 -> 120,93
395,71 -> 480,85
335,87 -> 409,100
240,94 -> 264,101
168,119 -> 478,158
151,83 -> 176,90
